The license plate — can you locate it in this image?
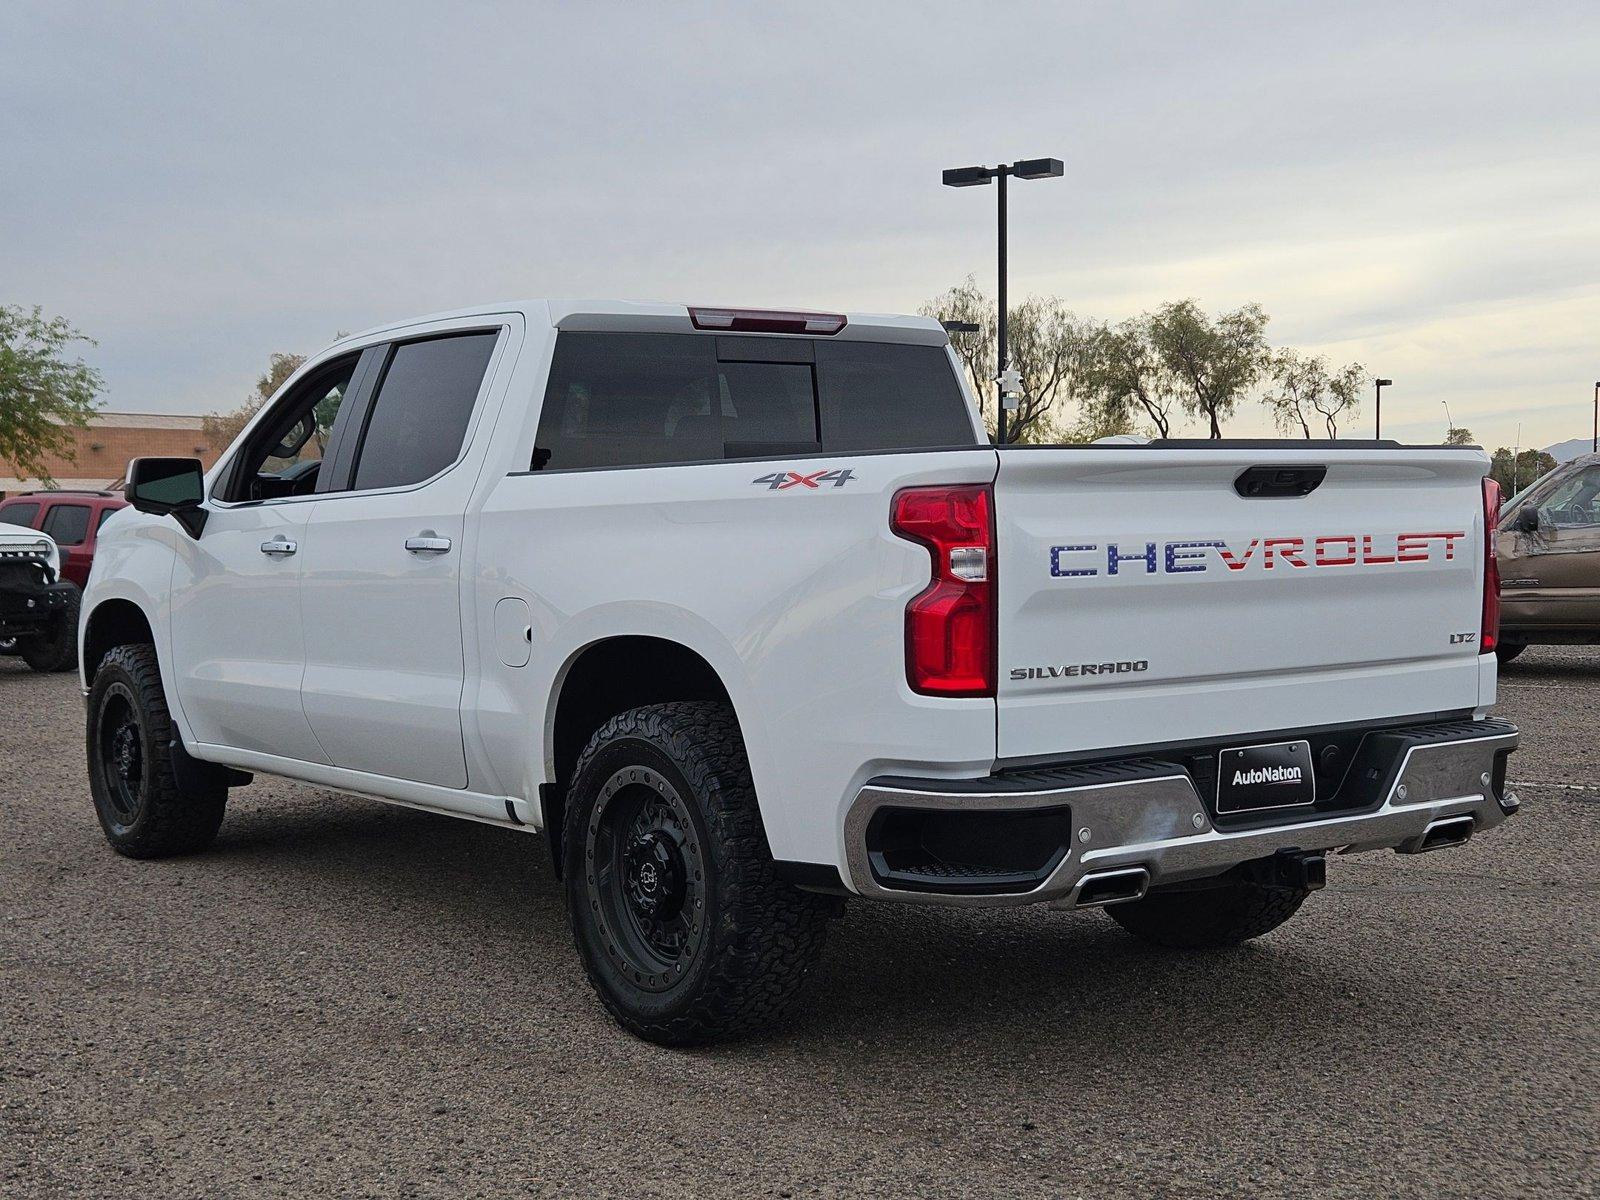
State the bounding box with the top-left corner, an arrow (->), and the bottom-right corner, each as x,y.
1215,740 -> 1316,813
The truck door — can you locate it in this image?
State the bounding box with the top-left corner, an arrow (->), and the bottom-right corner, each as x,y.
297,324 -> 512,789
1499,461 -> 1600,629
169,352 -> 368,764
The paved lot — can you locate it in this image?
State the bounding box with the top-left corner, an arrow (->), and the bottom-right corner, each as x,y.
2,651 -> 1596,1199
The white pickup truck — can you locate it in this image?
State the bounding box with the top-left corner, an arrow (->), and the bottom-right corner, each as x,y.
81,301 -> 1520,1044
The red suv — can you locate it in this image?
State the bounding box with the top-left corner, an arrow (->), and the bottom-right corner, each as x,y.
0,491 -> 127,588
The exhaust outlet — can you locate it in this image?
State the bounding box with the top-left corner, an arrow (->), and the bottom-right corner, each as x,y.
1073,866 -> 1150,909
1406,814 -> 1475,854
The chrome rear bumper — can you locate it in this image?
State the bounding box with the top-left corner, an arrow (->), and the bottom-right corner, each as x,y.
843,719 -> 1519,907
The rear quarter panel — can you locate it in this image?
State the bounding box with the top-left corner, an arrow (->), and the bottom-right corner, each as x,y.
470,448 -> 1001,867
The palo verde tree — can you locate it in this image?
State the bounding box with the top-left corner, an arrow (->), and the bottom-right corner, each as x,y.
1147,300 -> 1270,439
0,304 -> 105,485
1080,315 -> 1184,438
921,277 -> 1099,444
1263,350 -> 1366,439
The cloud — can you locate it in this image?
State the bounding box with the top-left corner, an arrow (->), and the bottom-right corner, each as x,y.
3,1 -> 1596,449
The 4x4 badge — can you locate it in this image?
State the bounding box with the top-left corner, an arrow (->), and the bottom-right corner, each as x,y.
752,469 -> 856,491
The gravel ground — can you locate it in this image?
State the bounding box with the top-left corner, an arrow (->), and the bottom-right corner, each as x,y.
2,649 -> 1596,1198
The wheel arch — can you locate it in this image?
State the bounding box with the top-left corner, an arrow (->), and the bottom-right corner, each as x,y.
82,597 -> 157,682
542,634 -> 747,876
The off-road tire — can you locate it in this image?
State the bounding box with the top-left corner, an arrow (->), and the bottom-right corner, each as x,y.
86,643 -> 226,858
20,583 -> 79,672
1494,641 -> 1527,665
563,701 -> 837,1045
1107,877 -> 1310,950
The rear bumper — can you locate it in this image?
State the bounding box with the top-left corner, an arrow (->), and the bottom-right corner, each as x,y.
843,717 -> 1520,907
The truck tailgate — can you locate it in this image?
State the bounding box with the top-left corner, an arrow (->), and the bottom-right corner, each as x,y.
994,447 -> 1490,761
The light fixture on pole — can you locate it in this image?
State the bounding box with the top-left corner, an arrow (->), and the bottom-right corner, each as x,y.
1593,381 -> 1598,454
1442,399 -> 1454,438
942,157 -> 1064,445
1374,378 -> 1393,439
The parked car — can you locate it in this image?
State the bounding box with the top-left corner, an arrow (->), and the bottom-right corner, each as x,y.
79,301 -> 1520,1044
0,490 -> 127,589
0,526 -> 79,671
1495,452 -> 1600,663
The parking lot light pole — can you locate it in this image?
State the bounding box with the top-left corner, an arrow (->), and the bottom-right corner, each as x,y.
1592,381 -> 1598,453
1374,378 -> 1393,439
942,157 -> 1064,445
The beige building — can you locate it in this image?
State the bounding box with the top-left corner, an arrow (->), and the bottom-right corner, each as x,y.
1,412 -> 220,495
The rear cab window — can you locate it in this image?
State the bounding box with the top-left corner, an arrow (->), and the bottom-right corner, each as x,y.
531,333 -> 976,471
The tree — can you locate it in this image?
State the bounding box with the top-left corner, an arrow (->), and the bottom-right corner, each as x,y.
1261,349 -> 1322,438
1080,315 -> 1183,438
1490,447 -> 1557,497
921,278 -> 1099,444
1443,426 -> 1475,447
1310,363 -> 1365,439
201,351 -> 305,452
0,304 -> 105,485
1147,300 -> 1269,438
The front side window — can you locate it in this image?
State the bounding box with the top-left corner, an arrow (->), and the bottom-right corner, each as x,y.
41,504 -> 91,546
221,354 -> 358,502
351,332 -> 499,491
1538,465 -> 1600,528
0,502 -> 41,529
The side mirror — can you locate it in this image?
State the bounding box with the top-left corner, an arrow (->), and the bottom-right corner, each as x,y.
1510,506 -> 1540,534
125,457 -> 207,537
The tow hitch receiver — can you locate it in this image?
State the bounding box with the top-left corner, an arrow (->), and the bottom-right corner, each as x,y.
1263,849 -> 1326,892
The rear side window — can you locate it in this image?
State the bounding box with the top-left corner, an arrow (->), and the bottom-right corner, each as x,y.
352,332 -> 499,491
97,507 -> 118,531
532,333 -> 975,470
42,504 -> 92,546
0,502 -> 41,529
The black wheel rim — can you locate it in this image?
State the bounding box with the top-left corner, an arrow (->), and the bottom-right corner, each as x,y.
97,685 -> 144,826
584,765 -> 706,992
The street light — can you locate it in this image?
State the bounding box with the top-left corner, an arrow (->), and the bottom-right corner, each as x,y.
1593,381 -> 1598,454
942,157 -> 1064,445
1442,399 -> 1454,438
1374,378 -> 1393,439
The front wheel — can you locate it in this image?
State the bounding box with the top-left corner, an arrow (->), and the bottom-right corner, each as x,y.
563,702 -> 837,1045
1107,875 -> 1311,949
86,643 -> 226,857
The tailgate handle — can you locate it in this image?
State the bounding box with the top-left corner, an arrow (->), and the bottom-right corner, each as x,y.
1234,465 -> 1326,498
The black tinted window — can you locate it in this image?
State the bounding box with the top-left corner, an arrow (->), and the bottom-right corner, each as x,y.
533,333 -> 974,470
816,341 -> 976,451
353,332 -> 498,491
0,503 -> 41,529
42,504 -> 91,546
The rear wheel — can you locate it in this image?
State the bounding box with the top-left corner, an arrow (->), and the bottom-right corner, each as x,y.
1107,876 -> 1310,949
86,643 -> 226,857
20,583 -> 79,672
563,701 -> 837,1045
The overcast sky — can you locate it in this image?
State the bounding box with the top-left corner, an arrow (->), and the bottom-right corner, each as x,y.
5,1 -> 1598,450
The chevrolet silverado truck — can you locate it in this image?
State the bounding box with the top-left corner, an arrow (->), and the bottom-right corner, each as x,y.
80,301 -> 1520,1044
0,525 -> 80,671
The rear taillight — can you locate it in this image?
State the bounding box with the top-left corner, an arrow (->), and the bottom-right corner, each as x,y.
891,485 -> 995,697
1482,476 -> 1501,654
688,306 -> 847,335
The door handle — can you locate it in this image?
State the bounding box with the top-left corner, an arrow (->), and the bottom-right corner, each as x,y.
259,538 -> 298,556
404,536 -> 452,555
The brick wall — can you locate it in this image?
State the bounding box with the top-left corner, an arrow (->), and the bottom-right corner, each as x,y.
2,415 -> 221,489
